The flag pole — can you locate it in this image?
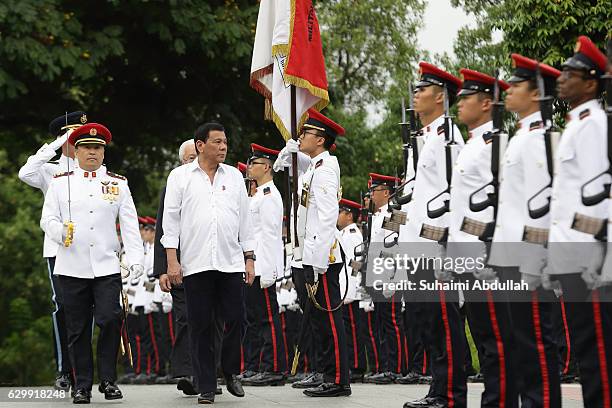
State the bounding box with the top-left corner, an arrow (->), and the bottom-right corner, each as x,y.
290,85 -> 299,246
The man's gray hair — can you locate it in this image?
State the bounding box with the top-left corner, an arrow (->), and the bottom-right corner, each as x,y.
178,139 -> 195,162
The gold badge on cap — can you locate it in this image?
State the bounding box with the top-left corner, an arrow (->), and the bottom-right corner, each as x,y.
90,128 -> 97,136
574,40 -> 581,53
80,114 -> 87,124
511,59 -> 516,68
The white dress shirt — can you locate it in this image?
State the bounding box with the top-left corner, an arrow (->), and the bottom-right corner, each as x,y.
19,144 -> 76,258
249,180 -> 284,287
547,99 -> 608,275
488,111 -> 550,272
161,161 -> 255,277
338,222 -> 364,302
40,165 -> 144,278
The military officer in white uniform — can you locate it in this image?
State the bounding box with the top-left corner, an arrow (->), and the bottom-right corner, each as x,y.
488,54 -> 562,408
40,123 -> 144,404
242,143 -> 287,386
545,36 -> 612,408
399,63 -> 467,408
336,198 -> 366,382
449,69 -> 518,408
275,109 -> 350,397
18,111 -> 87,391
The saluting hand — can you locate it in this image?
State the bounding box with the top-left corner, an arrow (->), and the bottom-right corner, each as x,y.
167,261 -> 183,286
245,259 -> 255,286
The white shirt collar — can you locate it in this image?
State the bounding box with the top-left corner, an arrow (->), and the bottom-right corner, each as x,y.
469,121 -> 493,140
518,111 -> 542,130
188,159 -> 226,174
310,150 -> 330,165
342,222 -> 357,233
256,180 -> 274,194
421,115 -> 445,134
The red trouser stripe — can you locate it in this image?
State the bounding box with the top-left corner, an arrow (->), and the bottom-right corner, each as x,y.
367,311 -> 380,372
322,274 -> 341,383
486,290 -> 506,408
147,313 -> 160,373
423,351 -> 427,375
147,354 -> 151,375
136,335 -> 142,374
263,287 -> 279,372
404,335 -> 409,369
304,354 -> 309,372
240,344 -> 245,372
168,312 -> 176,346
531,291 -> 550,408
558,298 -> 571,375
391,299 -> 402,373
592,290 -> 611,408
280,313 -> 290,369
348,303 -> 359,369
439,290 -> 454,408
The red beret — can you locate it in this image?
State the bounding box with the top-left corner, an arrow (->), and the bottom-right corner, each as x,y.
236,162 -> 247,175
509,54 -> 561,82
250,143 -> 280,161
458,69 -> 510,96
304,109 -> 345,138
563,35 -> 607,76
418,62 -> 463,95
68,123 -> 112,146
339,198 -> 362,211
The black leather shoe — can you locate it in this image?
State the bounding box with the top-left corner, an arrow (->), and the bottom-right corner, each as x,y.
291,372 -> 324,389
55,373 -> 72,391
72,389 -> 91,404
98,381 -> 123,400
349,371 -> 364,383
237,369 -> 257,380
132,373 -> 149,384
403,397 -> 448,408
177,376 -> 198,396
215,386 -> 222,395
198,392 -> 215,404
242,372 -> 286,386
303,383 -> 351,397
418,375 -> 432,384
467,372 -> 484,383
395,371 -> 422,384
225,374 -> 244,397
117,373 -> 135,384
363,372 -> 394,384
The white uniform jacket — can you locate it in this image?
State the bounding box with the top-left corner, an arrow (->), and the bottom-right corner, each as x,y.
338,222 -> 364,302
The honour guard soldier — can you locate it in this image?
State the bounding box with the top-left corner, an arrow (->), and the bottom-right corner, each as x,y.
336,198 -> 367,382
18,111 -> 87,391
398,63 -> 467,408
365,173 -> 405,385
242,143 -> 287,386
40,123 -> 145,403
274,109 -> 351,397
488,54 -> 562,408
449,69 -> 518,407
545,36 -> 611,408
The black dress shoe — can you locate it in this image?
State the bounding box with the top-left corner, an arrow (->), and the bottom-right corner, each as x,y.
237,369 -> 257,380
291,372 -> 324,389
363,372 -> 394,384
395,371 -> 422,384
117,373 -> 136,384
349,371 -> 364,383
55,373 -> 72,391
467,372 -> 484,383
303,383 -> 351,397
418,375 -> 432,384
98,381 -> 123,400
215,386 -> 222,395
72,389 -> 91,404
243,372 -> 286,386
287,372 -> 308,383
224,374 -> 244,397
198,392 -> 215,404
403,397 -> 448,408
177,376 -> 198,396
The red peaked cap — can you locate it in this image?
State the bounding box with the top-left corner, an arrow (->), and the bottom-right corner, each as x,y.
458,69 -> 510,96
417,62 -> 463,95
563,35 -> 607,76
68,123 -> 112,146
145,216 -> 157,225
137,216 -> 148,225
250,143 -> 280,161
339,198 -> 362,212
236,162 -> 247,175
509,54 -> 561,82
304,109 -> 345,139
368,173 -> 401,189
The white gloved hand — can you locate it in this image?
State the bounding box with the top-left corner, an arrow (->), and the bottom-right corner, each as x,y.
434,269 -> 453,282
130,264 -> 145,279
286,138 -> 300,153
363,301 -> 375,313
583,242 -> 606,289
287,302 -> 300,312
49,129 -> 72,151
382,287 -> 395,299
273,156 -> 290,172
314,266 -> 327,275
473,267 -> 498,282
260,278 -> 276,289
521,273 -> 541,291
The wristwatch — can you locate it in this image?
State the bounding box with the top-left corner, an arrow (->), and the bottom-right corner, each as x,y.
244,253 -> 256,261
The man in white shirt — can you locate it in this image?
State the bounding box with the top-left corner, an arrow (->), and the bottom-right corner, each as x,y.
546,36 -> 611,408
161,122 -> 255,404
40,123 -> 144,403
449,69 -> 518,407
242,143 -> 287,386
488,54 -> 562,408
18,111 -> 87,391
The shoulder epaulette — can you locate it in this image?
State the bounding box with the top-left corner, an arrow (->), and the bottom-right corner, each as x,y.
108,171 -> 126,180
53,171 -> 73,178
483,131 -> 493,144
263,186 -> 271,195
315,159 -> 323,169
437,125 -> 445,135
48,161 -> 59,165
579,109 -> 591,120
350,228 -> 357,233
529,121 -> 543,131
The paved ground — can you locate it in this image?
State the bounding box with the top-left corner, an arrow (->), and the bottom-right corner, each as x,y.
0,383 -> 584,407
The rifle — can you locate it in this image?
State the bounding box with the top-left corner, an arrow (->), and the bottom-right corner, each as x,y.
526,63 -> 559,219
463,70 -> 508,241
572,37 -> 612,240
353,192 -> 374,276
